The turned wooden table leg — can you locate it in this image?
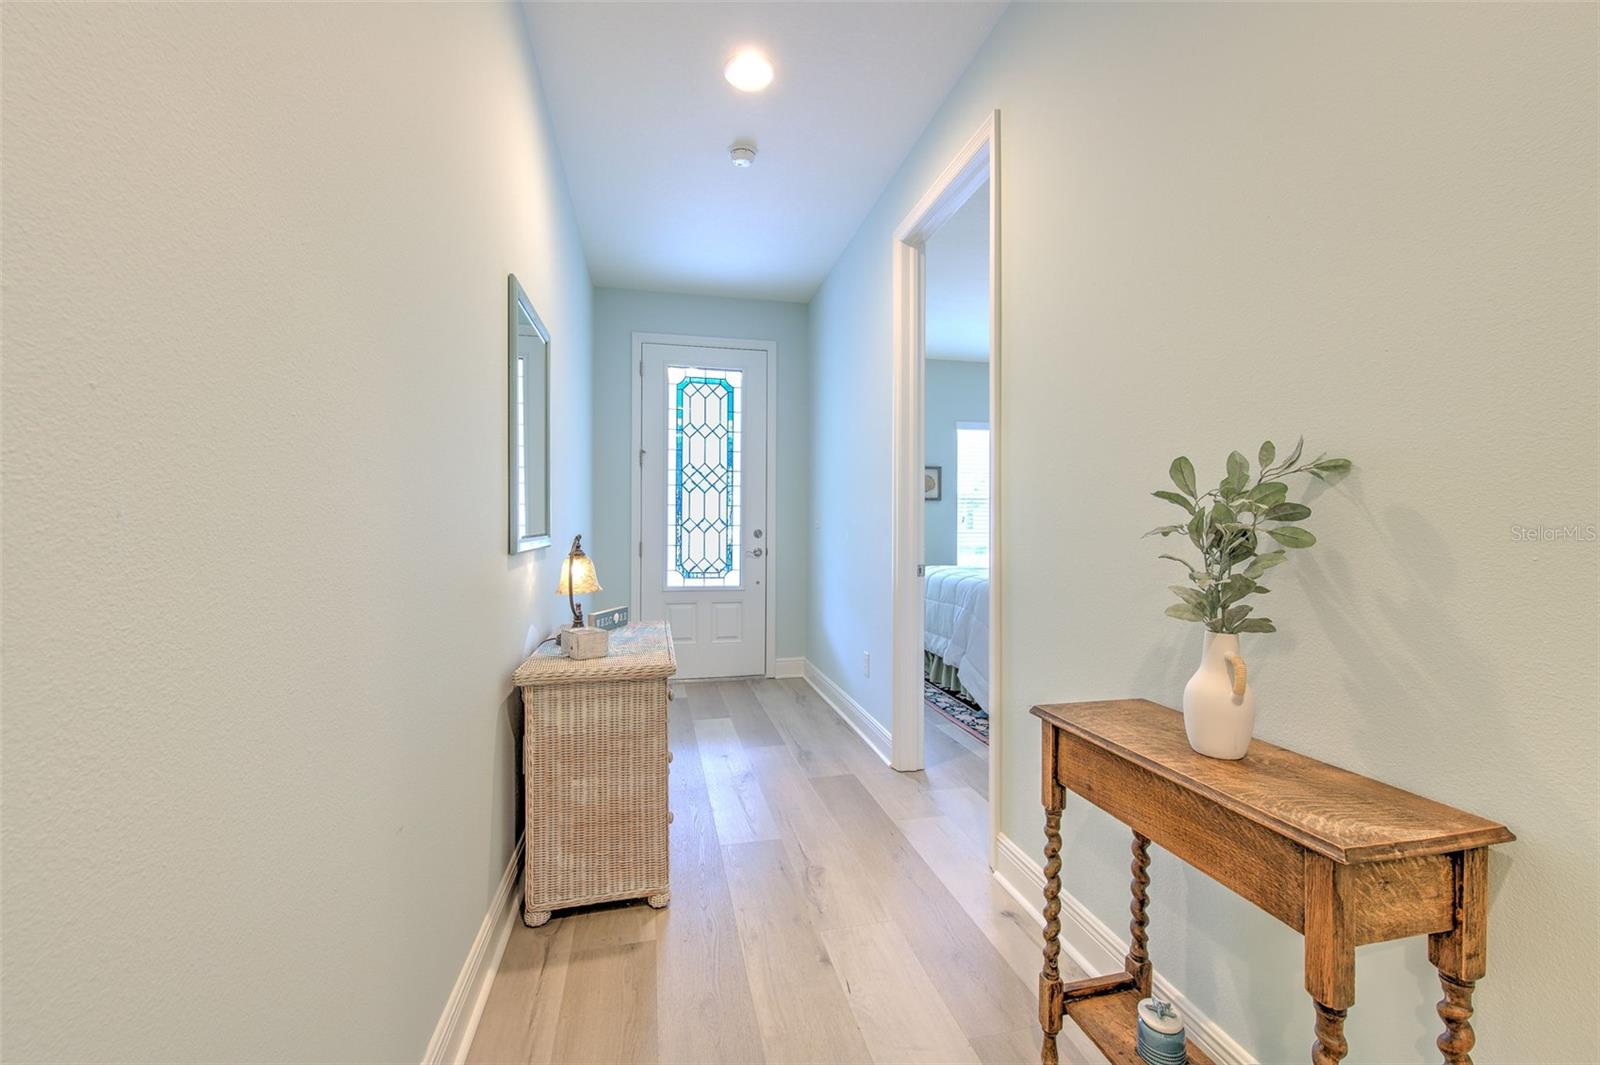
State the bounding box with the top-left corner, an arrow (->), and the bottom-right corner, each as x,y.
1039,807 -> 1064,1064
1304,854 -> 1354,1064
1436,974 -> 1477,1063
1038,723 -> 1066,1065
1125,831 -> 1152,996
1430,848 -> 1488,1065
1312,1003 -> 1349,1065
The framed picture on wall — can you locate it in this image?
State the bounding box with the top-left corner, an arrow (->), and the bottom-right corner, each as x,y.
924,465 -> 942,501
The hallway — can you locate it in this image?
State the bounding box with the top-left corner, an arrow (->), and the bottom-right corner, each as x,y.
468,679 -> 1086,1064
5,3 -> 1593,1060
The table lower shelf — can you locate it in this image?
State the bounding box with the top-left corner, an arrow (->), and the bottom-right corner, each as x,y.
1064,978 -> 1213,1065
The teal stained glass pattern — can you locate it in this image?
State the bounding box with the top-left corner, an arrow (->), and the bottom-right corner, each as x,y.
672,373 -> 740,581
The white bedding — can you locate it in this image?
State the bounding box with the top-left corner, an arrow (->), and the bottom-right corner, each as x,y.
923,565 -> 990,712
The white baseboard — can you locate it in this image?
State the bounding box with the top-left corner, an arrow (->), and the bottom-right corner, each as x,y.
992,833 -> 1255,1065
423,834 -> 524,1065
801,660 -> 893,765
772,656 -> 805,679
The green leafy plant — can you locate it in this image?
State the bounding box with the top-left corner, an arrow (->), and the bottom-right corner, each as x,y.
1147,439 -> 1351,634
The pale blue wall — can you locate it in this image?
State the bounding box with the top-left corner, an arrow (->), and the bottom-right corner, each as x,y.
807,3 -> 1596,1060
924,360 -> 989,566
808,250 -> 891,719
591,287 -> 809,661
1,4 -> 593,1059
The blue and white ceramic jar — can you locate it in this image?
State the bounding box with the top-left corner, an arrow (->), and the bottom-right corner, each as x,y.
1136,996 -> 1187,1065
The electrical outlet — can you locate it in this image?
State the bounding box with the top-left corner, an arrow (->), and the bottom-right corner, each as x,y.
862,651 -> 871,677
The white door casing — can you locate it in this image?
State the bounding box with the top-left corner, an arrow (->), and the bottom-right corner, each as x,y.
892,111 -> 1000,869
634,336 -> 774,679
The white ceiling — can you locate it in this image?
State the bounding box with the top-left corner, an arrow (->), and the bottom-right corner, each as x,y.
925,179 -> 989,362
520,2 -> 1008,303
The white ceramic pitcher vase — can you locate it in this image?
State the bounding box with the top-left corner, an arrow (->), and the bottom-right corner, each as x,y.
1181,631 -> 1255,759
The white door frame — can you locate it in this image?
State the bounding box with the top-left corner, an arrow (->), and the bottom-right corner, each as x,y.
630,332 -> 779,678
890,111 -> 1001,867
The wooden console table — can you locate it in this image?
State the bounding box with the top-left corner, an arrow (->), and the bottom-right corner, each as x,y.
1032,699 -> 1513,1065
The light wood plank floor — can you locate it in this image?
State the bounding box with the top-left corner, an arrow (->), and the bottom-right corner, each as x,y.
468,677 -> 1101,1065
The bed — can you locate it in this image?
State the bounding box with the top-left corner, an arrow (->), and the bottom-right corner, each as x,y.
923,565 -> 990,713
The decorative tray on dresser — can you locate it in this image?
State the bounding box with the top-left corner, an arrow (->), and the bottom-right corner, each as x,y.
513,621 -> 677,926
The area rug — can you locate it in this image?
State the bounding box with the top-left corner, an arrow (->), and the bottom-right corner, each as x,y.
925,680 -> 988,744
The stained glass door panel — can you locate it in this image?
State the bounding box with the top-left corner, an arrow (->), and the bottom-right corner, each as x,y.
667,367 -> 742,589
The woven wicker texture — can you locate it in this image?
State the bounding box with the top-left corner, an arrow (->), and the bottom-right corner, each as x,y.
517,622 -> 676,921
514,620 -> 677,687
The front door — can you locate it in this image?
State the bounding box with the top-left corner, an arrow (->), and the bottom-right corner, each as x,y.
639,339 -> 769,679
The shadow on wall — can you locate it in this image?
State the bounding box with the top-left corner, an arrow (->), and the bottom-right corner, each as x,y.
1301,494 -> 1526,1056
501,688 -> 525,856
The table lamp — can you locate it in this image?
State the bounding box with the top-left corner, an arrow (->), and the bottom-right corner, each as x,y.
556,534 -> 608,659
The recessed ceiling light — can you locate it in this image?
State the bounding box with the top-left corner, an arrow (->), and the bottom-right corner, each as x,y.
724,49 -> 774,93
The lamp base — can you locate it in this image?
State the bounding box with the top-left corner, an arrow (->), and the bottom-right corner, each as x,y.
558,625 -> 609,660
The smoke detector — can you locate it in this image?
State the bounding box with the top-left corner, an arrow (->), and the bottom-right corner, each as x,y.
729,143 -> 757,169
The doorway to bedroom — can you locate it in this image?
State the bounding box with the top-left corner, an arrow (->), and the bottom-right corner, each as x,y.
890,114 -> 999,867
922,189 -> 992,763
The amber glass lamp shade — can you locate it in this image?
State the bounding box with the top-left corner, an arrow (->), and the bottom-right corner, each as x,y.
557,534 -> 601,626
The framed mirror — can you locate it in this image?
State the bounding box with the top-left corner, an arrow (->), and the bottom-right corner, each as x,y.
508,274 -> 551,553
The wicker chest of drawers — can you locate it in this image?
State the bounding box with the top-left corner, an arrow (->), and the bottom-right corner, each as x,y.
512,621 -> 677,926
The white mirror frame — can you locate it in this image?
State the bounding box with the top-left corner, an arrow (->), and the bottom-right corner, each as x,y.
508,274 -> 552,554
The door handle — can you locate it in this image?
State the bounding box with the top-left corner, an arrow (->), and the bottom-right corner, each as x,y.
750,547 -> 765,558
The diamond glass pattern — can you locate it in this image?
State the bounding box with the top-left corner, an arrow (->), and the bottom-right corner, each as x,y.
666,366 -> 742,588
